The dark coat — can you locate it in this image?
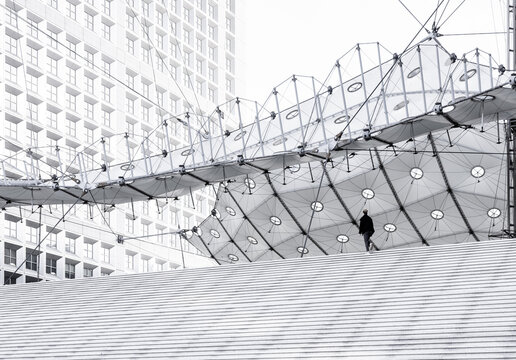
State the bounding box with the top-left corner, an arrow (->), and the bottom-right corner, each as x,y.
359,214 -> 374,235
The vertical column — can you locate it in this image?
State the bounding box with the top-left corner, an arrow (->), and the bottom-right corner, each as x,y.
336,60 -> 352,139
254,101 -> 265,157
292,76 -> 306,144
376,42 -> 389,125
235,98 -> 247,158
216,107 -> 227,161
273,88 -> 288,153
357,44 -> 372,128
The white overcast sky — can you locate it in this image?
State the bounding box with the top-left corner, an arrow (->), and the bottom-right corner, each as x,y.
240,0 -> 507,103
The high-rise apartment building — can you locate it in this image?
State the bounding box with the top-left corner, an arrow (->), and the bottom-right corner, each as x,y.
0,0 -> 239,284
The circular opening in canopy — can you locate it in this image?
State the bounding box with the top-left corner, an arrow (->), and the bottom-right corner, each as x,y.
348,152 -> 356,158
181,148 -> 195,156
471,166 -> 485,178
442,104 -> 455,113
407,67 -> 421,78
234,131 -> 246,141
244,178 -> 256,189
297,246 -> 309,254
362,188 -> 375,199
488,208 -> 501,218
228,254 -> 239,261
310,201 -> 324,212
273,137 -> 287,146
210,229 -> 220,238
393,100 -> 409,111
226,206 -> 236,216
289,164 -> 300,173
120,163 -> 135,171
384,223 -> 397,232
247,236 -> 258,245
286,109 -> 299,119
337,234 -> 349,243
459,69 -> 476,81
334,115 -> 350,124
347,82 -> 362,92
472,94 -> 495,102
431,209 -> 444,220
410,167 -> 424,180
270,216 -> 282,226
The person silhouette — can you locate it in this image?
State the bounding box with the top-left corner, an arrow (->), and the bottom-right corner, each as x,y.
359,209 -> 375,253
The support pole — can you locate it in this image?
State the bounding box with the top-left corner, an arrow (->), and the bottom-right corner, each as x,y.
254,101 -> 265,157
292,75 -> 306,145
101,138 -> 111,181
357,44 -> 372,127
311,77 -> 328,150
376,42 -> 389,125
417,45 -> 427,112
216,107 -> 227,161
235,98 -> 247,158
273,88 -> 288,153
336,60 -> 352,139
185,112 -> 195,166
163,120 -> 174,170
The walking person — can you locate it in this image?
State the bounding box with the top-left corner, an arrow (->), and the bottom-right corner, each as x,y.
359,209 -> 375,253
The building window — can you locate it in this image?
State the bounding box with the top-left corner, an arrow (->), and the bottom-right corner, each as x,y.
126,253 -> 135,269
85,102 -> 94,119
5,35 -> 18,56
127,37 -> 135,55
67,40 -> 77,59
208,3 -> 215,18
4,247 -> 16,266
156,262 -> 164,271
142,1 -> 150,17
126,98 -> 135,115
65,262 -> 75,279
225,78 -> 233,93
196,80 -> 204,96
48,0 -> 58,9
66,66 -> 76,85
28,19 -> 39,38
225,37 -> 232,52
27,46 -> 39,65
66,93 -> 76,111
27,74 -> 39,92
183,29 -> 191,44
47,57 -> 58,76
27,129 -> 38,147
86,51 -> 94,68
102,110 -> 111,127
85,13 -> 94,31
47,233 -> 57,248
196,16 -> 203,31
102,246 -> 110,263
157,11 -> 164,27
66,1 -> 76,19
46,257 -> 57,275
65,237 -> 76,253
208,25 -> 215,40
226,17 -> 233,32
142,47 -> 150,63
102,0 -> 111,16
183,7 -> 191,22
208,46 -> 216,61
84,267 -> 93,277
196,58 -> 204,74
157,33 -> 164,49
85,242 -> 93,258
141,258 -> 149,272
102,85 -> 111,102
47,111 -> 58,128
127,13 -> 134,30
102,23 -> 111,40
5,120 -> 18,139
226,57 -> 233,73
6,63 -> 17,83
102,59 -> 111,75
127,219 -> 134,233
26,251 -> 38,271
48,30 -> 58,49
208,87 -> 216,103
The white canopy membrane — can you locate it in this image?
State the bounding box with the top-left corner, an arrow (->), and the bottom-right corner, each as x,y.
0,39 -> 515,256
193,122 -> 508,264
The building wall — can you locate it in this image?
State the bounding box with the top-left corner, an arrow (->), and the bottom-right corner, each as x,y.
0,0 -> 239,284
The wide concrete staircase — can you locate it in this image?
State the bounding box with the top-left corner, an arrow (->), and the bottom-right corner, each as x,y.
0,239 -> 515,359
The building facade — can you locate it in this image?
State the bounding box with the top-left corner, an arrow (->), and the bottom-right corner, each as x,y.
0,0 -> 239,284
